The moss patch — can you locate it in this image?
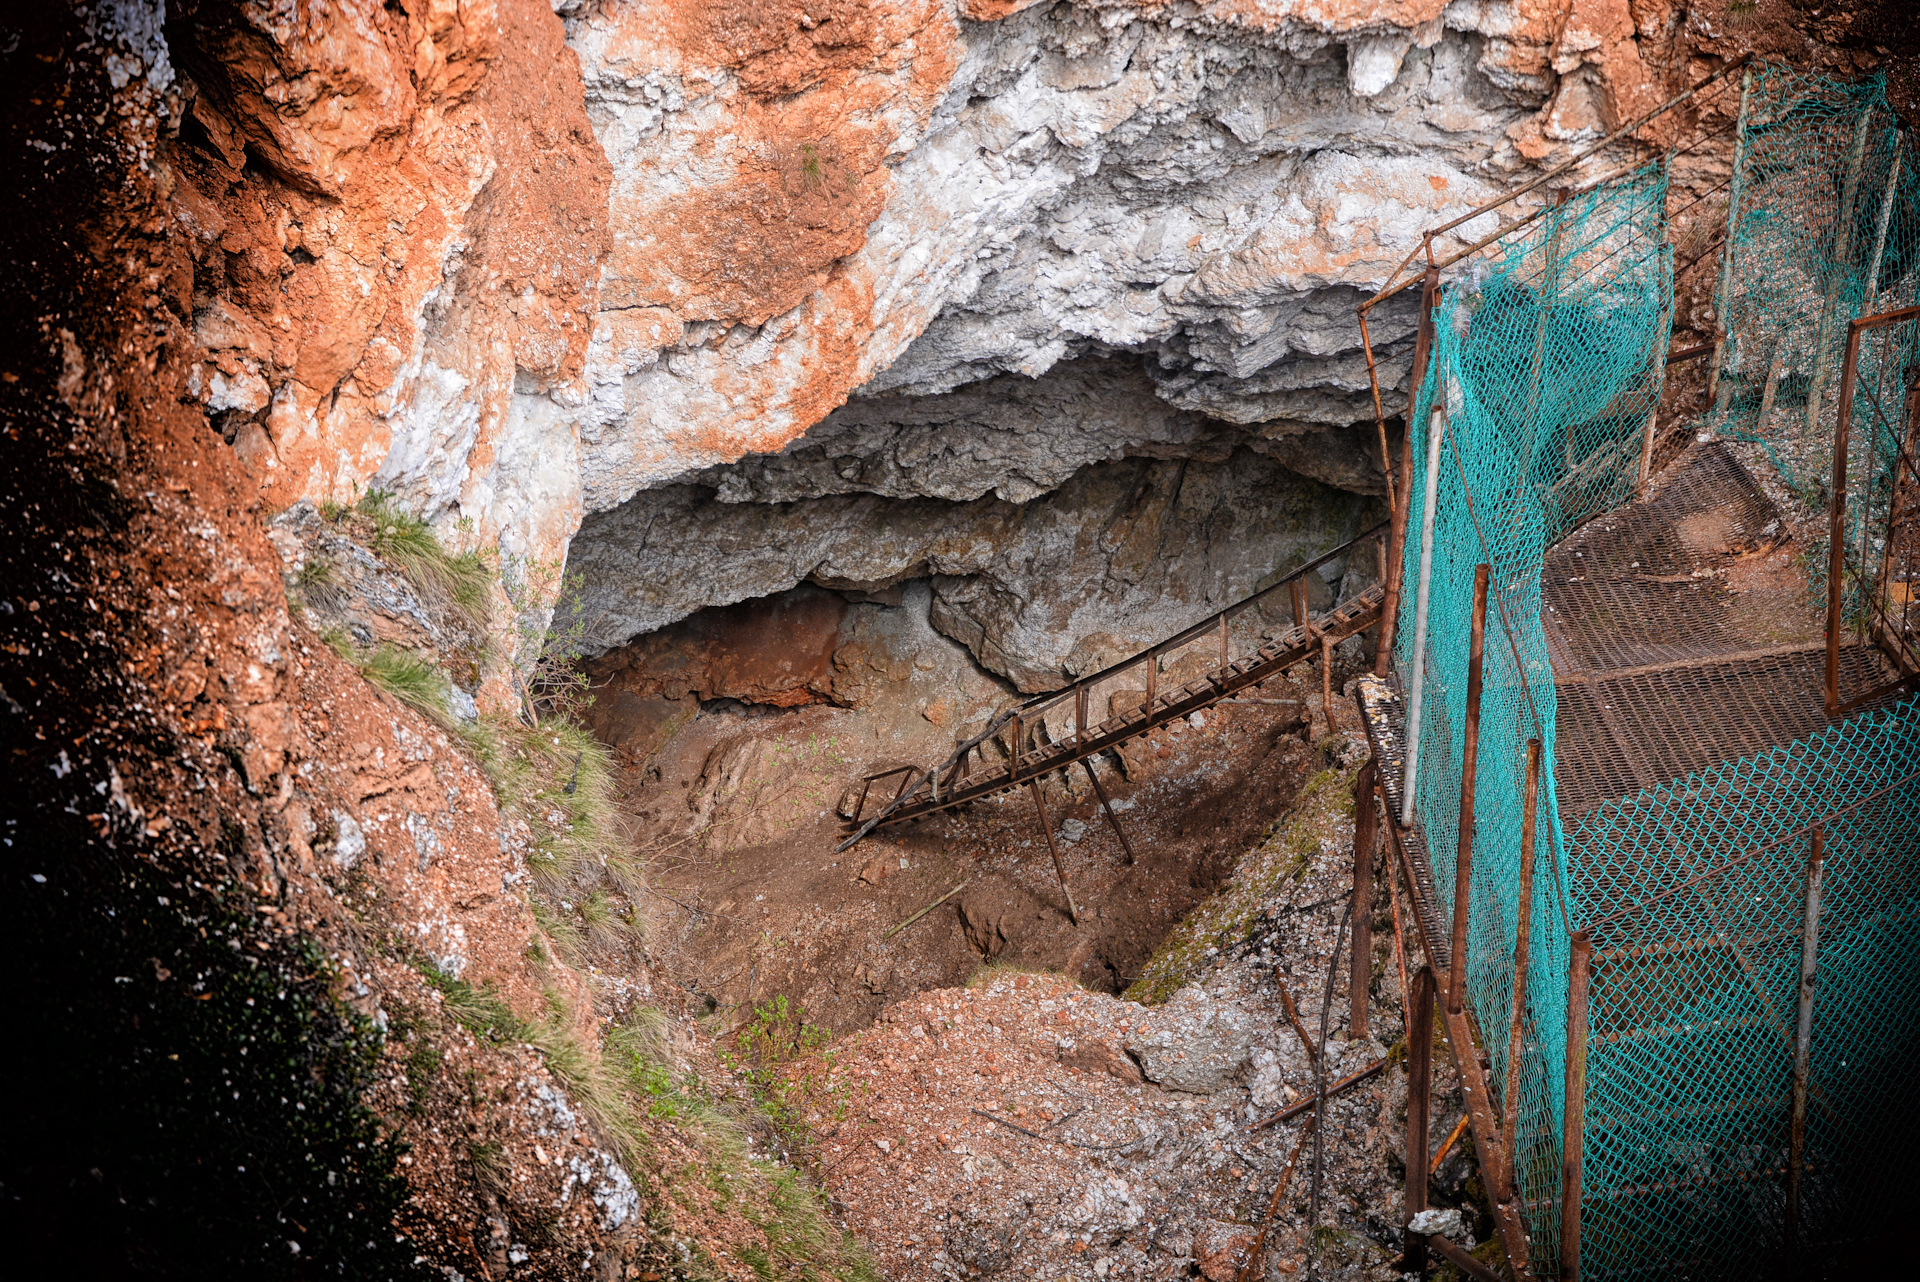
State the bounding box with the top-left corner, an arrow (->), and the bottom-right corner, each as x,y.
1124,764 -> 1358,1005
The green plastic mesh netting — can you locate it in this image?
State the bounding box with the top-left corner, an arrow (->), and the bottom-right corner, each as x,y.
1392,63 -> 1920,1277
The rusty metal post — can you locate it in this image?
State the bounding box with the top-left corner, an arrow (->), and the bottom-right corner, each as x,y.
1449,564 -> 1491,1016
1076,684 -> 1088,749
1321,634 -> 1338,735
1786,825 -> 1827,1264
1291,578 -> 1309,632
1405,965 -> 1435,1274
1027,778 -> 1081,926
1082,758 -> 1137,865
1708,67 -> 1755,407
1502,737 -> 1542,1196
1145,650 -> 1156,712
1359,311 -> 1398,513
1827,322 -> 1866,711
1561,931 -> 1593,1282
1009,712 -> 1023,782
1375,264 -> 1440,676
1220,610 -> 1231,672
1350,758 -> 1379,1039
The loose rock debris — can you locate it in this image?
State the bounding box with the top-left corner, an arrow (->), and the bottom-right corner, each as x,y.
774,753 -> 1491,1281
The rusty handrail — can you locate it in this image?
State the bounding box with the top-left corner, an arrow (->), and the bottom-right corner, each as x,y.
835,519 -> 1391,850
1359,55 -> 1753,316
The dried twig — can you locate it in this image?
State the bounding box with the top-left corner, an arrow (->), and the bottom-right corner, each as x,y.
1430,1112 -> 1471,1174
883,877 -> 971,940
971,1107 -> 1143,1153
1275,974 -> 1318,1062
1236,1119 -> 1316,1282
1253,1058 -> 1388,1129
971,1107 -> 1050,1141
1306,901 -> 1352,1282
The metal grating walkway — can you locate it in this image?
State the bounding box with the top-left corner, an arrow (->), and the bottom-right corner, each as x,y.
1542,443 -> 1902,820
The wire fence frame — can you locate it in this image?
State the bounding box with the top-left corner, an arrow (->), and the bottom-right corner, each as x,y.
1357,60 -> 1920,1279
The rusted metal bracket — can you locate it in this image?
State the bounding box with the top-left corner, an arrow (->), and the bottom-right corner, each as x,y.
1082,758 -> 1137,864
1026,778 -> 1080,926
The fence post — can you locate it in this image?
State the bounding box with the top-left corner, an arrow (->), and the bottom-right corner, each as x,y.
1561,930 -> 1593,1282
1786,825 -> 1827,1265
1709,67 -> 1755,408
1405,965 -> 1435,1273
1863,140 -> 1904,308
1804,107 -> 1875,436
1449,564 -> 1490,1016
1502,737 -> 1542,1197
1826,322 -> 1867,711
1636,237 -> 1677,496
1350,758 -> 1379,1039
1375,263 -> 1441,677
1400,389 -> 1450,827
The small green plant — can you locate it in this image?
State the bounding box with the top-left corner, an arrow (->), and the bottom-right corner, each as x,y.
319,625 -> 356,660
293,553 -> 345,613
358,644 -> 454,722
503,556 -> 598,727
353,489 -> 493,627
419,967 -> 534,1045
404,1035 -> 442,1116
469,1138 -> 510,1197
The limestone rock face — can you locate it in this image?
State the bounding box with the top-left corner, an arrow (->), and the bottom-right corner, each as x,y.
171,0 -> 612,577
566,445 -> 1375,691
169,0 -> 1712,649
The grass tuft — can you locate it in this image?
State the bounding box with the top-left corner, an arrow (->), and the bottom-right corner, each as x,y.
358,644 -> 454,723
352,490 -> 493,627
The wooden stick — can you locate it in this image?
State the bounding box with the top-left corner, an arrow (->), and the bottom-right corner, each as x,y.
1028,779 -> 1081,925
1429,1112 -> 1471,1174
1708,67 -> 1755,407
1321,634 -> 1337,736
1449,564 -> 1490,1016
1786,826 -> 1827,1265
1253,1058 -> 1389,1129
1276,974 -> 1318,1063
1503,738 -> 1542,1197
1389,822 -> 1412,1035
1376,266 -> 1439,676
1561,932 -> 1593,1282
882,878 -> 972,941
1082,758 -> 1137,864
1405,965 -> 1436,1274
1235,1121 -> 1317,1282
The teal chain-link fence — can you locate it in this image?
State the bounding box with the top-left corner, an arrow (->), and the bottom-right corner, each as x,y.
1391,63 -> 1920,1277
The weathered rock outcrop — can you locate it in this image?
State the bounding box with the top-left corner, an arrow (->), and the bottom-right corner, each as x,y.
163,0 -> 1728,650
569,443 -> 1375,690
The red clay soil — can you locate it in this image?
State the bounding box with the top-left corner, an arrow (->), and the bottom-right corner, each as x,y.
629,673 -> 1335,1036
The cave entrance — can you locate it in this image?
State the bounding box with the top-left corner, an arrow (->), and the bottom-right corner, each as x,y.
582,576 -> 1364,1035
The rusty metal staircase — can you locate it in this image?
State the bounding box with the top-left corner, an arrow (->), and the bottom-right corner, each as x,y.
837,520 -> 1389,851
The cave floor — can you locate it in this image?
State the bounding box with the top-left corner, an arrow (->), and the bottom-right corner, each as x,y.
620,668 -> 1334,1037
